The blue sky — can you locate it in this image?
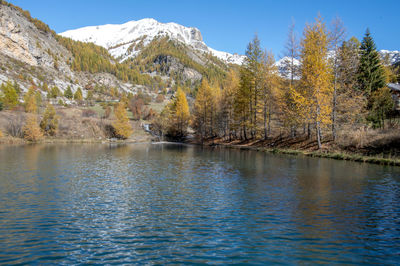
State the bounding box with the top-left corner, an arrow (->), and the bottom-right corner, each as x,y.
10,0 -> 400,58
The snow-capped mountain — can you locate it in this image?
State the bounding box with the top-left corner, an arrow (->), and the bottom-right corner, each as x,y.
275,56 -> 300,79
275,49 -> 400,79
380,50 -> 400,65
60,18 -> 245,65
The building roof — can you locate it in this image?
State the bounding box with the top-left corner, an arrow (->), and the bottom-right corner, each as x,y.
388,83 -> 400,92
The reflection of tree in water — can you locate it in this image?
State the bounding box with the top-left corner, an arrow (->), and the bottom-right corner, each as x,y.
291,158 -> 371,261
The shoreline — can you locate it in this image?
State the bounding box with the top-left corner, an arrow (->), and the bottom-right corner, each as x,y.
2,136 -> 400,166
207,142 -> 400,167
0,136 -> 154,146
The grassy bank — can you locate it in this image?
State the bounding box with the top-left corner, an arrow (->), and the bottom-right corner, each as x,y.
212,143 -> 400,166
0,107 -> 155,145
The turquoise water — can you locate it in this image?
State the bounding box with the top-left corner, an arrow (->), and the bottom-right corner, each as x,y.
0,143 -> 399,264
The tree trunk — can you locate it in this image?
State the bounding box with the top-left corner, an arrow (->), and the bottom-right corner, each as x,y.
267,106 -> 271,136
332,57 -> 338,142
316,122 -> 322,149
291,126 -> 296,138
316,104 -> 322,149
253,82 -> 257,139
263,104 -> 268,140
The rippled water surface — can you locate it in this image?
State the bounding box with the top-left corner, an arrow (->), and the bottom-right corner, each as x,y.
0,143 -> 400,264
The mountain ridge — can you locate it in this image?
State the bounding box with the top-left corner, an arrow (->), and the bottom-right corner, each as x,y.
60,18 -> 245,65
60,18 -> 400,70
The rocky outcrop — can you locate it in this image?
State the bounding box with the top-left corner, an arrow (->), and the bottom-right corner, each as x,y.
0,3 -> 133,96
0,4 -> 69,70
154,55 -> 202,82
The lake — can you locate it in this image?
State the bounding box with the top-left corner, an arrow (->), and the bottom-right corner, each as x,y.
0,143 -> 399,264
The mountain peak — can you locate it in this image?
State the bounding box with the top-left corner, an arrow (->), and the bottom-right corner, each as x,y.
60,18 -> 244,65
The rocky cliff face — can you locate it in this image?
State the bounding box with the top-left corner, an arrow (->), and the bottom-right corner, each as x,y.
0,3 -> 139,96
0,4 -> 70,70
154,55 -> 202,82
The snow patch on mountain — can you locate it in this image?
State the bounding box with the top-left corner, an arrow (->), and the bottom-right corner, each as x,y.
275,56 -> 300,79
60,18 -> 245,65
380,50 -> 400,65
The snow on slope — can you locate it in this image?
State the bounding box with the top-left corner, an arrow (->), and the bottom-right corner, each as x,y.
380,50 -> 400,65
275,56 -> 300,79
60,18 -> 245,65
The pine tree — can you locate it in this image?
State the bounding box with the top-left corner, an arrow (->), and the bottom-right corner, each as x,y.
40,103 -> 59,136
49,86 -> 60,99
86,90 -> 94,101
357,29 -> 386,97
35,90 -> 42,108
368,87 -> 394,129
64,86 -> 73,99
74,87 -> 83,102
42,82 -> 49,92
0,81 -> 18,109
112,102 -> 132,139
13,81 -> 21,95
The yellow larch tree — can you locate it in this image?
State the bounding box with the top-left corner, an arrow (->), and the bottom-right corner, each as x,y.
112,102 -> 133,139
298,16 -> 333,149
235,67 -> 252,140
23,91 -> 43,141
260,50 -> 281,139
193,79 -> 214,140
24,86 -> 38,113
172,87 -> 190,138
221,69 -> 240,140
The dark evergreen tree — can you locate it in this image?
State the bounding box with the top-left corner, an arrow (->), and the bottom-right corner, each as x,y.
64,86 -> 73,99
357,29 -> 386,97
